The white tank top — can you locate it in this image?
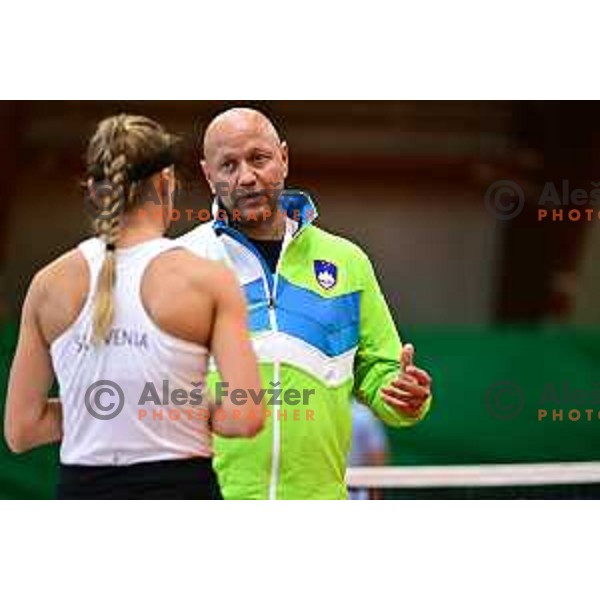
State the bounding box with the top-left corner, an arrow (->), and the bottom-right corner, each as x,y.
51,237 -> 212,466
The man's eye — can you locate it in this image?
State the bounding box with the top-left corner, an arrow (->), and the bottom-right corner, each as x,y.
221,161 -> 236,172
253,155 -> 269,165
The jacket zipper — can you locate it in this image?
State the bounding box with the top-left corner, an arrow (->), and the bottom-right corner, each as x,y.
219,221 -> 304,499
267,276 -> 280,500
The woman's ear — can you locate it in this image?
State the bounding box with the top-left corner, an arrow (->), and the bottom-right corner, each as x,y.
201,159 -> 216,194
159,168 -> 174,204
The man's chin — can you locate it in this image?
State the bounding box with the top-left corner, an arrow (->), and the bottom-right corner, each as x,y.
238,205 -> 273,224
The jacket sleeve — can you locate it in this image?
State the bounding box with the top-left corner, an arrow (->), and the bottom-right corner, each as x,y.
352,248 -> 432,427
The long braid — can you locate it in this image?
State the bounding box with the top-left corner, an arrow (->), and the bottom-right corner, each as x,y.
86,114 -> 176,344
92,148 -> 128,343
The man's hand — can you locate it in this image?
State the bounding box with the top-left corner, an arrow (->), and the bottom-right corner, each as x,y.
380,343 -> 432,418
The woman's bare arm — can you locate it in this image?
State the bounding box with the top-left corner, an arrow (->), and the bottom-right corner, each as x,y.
208,266 -> 264,438
4,273 -> 62,453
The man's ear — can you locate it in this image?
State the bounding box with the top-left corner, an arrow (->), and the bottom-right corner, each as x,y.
201,159 -> 216,194
280,141 -> 289,180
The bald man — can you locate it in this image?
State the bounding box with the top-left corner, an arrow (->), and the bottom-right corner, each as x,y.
179,107 -> 433,500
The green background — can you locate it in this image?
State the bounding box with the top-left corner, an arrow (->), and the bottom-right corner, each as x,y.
1,325 -> 599,499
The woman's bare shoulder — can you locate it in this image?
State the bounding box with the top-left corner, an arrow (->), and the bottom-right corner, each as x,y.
28,247 -> 88,299
151,247 -> 237,291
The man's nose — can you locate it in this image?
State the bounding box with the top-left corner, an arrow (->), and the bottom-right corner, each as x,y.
238,161 -> 257,187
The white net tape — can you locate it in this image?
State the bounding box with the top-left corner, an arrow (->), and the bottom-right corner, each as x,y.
346,462 -> 600,488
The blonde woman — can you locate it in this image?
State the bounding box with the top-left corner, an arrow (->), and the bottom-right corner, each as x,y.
4,114 -> 263,499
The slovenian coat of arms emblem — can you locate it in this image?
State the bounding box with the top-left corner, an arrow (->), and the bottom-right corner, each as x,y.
314,260 -> 338,290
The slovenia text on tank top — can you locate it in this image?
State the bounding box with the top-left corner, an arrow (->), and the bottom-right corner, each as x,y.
50,237 -> 211,466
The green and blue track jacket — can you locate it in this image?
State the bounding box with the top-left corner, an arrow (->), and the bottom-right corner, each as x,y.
179,191 -> 431,499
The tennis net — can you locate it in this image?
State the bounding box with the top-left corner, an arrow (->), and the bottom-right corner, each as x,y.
346,462 -> 600,499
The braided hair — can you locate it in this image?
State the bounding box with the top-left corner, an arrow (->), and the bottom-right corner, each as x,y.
86,114 -> 175,343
